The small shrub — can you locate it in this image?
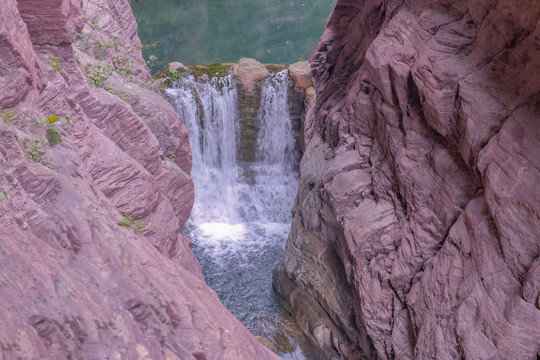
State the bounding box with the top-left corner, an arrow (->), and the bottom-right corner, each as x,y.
0,107 -> 16,122
0,186 -> 10,201
86,64 -> 112,87
24,139 -> 41,161
41,114 -> 72,146
118,214 -> 133,227
23,139 -> 54,168
118,214 -> 146,234
113,55 -> 132,76
45,55 -> 62,72
133,220 -> 146,234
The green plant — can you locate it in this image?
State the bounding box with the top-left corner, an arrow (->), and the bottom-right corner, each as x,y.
0,107 -> 16,122
85,16 -> 99,29
41,114 -> 72,146
119,94 -> 133,101
118,214 -> 133,227
24,139 -> 41,161
103,85 -> 117,95
0,186 -> 11,201
167,153 -> 176,162
23,139 -> 53,168
118,214 -> 146,234
45,55 -> 62,72
189,63 -> 231,79
133,41 -> 158,51
86,64 -> 112,87
113,55 -> 132,75
132,220 -> 146,234
146,54 -> 157,70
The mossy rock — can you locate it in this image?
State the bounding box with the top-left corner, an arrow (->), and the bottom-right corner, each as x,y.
265,63 -> 287,73
189,63 -> 233,79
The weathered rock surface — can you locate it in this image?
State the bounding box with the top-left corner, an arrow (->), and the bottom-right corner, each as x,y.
288,61 -> 316,155
0,0 -> 279,358
274,0 -> 540,359
233,58 -> 268,161
168,61 -> 188,73
233,58 -> 268,96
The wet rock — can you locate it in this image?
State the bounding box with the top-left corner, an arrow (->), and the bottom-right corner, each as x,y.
257,336 -> 278,354
288,61 -> 313,91
274,0 -> 540,359
288,62 -> 315,156
233,58 -> 268,162
233,58 -> 268,95
168,62 -> 188,73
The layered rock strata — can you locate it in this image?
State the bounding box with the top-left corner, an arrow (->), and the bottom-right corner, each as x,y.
0,0 -> 278,358
274,0 -> 540,359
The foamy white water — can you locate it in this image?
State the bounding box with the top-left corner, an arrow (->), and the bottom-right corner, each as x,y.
167,70 -> 306,358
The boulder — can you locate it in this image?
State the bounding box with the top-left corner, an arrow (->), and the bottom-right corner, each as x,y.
288,61 -> 313,90
233,58 -> 268,95
168,61 -> 189,73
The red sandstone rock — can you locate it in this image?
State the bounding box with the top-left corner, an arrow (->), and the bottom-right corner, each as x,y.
274,0 -> 540,359
0,0 -> 279,358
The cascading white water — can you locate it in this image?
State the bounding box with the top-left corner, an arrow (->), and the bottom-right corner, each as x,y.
167,70 -> 304,359
168,74 -> 241,224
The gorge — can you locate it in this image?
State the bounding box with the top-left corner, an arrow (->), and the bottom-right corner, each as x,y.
0,0 -> 539,359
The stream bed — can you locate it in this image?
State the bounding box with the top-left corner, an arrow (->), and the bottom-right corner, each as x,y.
167,72 -> 312,358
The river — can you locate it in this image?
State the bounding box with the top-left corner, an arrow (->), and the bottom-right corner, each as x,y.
130,0 -> 336,71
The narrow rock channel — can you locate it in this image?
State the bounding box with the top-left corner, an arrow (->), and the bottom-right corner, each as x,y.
165,62 -> 315,358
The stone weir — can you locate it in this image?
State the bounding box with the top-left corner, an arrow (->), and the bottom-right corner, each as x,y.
273,0 -> 540,360
156,58 -> 315,163
0,0 -> 280,359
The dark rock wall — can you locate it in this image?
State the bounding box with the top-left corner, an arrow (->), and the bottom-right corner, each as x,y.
0,0 -> 279,358
274,0 -> 540,359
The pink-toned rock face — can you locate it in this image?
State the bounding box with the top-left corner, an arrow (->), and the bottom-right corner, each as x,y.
17,0 -> 84,45
0,0 -> 279,359
274,0 -> 540,359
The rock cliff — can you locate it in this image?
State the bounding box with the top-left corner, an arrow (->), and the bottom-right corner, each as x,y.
0,0 -> 278,358
274,0 -> 540,359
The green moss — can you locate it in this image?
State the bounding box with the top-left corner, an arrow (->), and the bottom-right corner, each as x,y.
189,63 -> 232,79
153,62 -> 233,83
265,64 -> 287,73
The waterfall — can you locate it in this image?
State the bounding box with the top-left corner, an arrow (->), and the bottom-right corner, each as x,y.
167,70 -> 303,359
168,74 -> 241,224
252,71 -> 298,223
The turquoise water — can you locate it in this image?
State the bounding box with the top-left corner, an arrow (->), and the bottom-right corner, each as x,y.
130,0 -> 336,71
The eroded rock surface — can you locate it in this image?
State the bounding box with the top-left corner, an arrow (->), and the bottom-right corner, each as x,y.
0,0 -> 279,358
288,60 -> 316,155
274,1 -> 540,359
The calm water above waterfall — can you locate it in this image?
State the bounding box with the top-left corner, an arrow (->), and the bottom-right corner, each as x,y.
131,0 -> 336,71
167,72 -> 307,358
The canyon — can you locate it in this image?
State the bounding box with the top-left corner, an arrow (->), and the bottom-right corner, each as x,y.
0,0 -> 538,359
